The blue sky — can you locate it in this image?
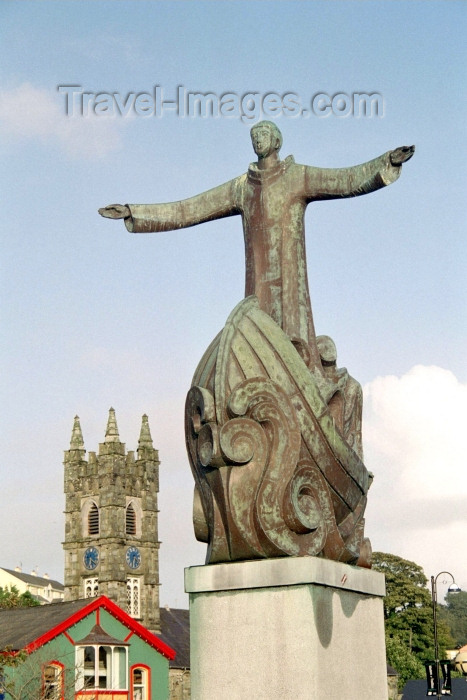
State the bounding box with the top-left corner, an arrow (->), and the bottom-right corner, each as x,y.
1,1 -> 466,606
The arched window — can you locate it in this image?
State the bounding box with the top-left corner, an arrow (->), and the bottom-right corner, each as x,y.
130,665 -> 150,700
42,661 -> 64,699
126,502 -> 136,535
88,502 -> 99,535
81,499 -> 100,538
127,577 -> 141,618
125,498 -> 142,538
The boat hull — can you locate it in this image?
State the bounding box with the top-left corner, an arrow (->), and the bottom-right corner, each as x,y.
185,296 -> 372,566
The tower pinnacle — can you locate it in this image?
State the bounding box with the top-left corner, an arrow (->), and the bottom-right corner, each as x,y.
105,407 -> 120,443
138,414 -> 153,449
70,415 -> 85,450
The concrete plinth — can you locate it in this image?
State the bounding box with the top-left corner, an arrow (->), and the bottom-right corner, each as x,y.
185,556 -> 388,700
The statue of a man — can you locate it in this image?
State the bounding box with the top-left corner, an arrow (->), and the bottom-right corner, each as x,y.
100,122 -> 414,370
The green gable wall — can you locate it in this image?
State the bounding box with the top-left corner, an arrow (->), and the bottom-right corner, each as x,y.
98,608 -> 170,700
3,607 -> 169,700
3,636 -> 76,700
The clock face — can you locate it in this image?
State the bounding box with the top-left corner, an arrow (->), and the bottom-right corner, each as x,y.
126,546 -> 141,570
83,546 -> 99,570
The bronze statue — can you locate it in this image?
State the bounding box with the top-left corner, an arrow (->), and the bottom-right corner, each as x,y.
100,122 -> 414,567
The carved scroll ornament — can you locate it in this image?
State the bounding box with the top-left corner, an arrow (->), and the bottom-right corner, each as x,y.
185,297 -> 372,567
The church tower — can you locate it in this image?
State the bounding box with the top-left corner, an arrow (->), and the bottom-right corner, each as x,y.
63,409 -> 161,634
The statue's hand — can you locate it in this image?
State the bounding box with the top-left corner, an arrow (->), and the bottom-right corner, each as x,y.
98,204 -> 130,219
390,145 -> 415,166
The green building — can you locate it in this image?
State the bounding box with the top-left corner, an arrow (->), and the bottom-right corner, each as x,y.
0,595 -> 175,699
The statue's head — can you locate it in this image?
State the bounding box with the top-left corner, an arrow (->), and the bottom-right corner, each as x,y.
250,121 -> 283,159
316,335 -> 337,366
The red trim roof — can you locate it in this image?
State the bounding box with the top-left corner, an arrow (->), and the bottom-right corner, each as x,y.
24,596 -> 175,661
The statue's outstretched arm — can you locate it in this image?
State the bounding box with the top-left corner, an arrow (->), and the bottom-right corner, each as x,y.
304,146 -> 415,201
99,178 -> 242,233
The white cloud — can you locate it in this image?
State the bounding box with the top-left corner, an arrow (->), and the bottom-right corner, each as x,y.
0,82 -> 123,159
363,365 -> 467,590
364,365 -> 466,499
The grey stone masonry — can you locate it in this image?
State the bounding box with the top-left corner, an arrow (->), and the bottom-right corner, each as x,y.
186,557 -> 388,699
63,409 -> 161,633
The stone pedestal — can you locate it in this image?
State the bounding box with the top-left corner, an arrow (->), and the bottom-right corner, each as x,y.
185,556 -> 388,700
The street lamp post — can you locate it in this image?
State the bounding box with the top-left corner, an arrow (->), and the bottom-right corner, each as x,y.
431,571 -> 461,698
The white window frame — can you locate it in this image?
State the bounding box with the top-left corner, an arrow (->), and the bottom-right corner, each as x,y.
43,662 -> 64,700
131,665 -> 150,700
75,645 -> 128,691
126,577 -> 141,618
83,577 -> 99,598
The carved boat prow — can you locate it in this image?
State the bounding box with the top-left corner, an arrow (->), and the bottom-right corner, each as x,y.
186,296 -> 372,567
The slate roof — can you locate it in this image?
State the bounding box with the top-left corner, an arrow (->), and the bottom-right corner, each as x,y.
0,598 -> 89,650
159,607 -> 190,669
75,622 -> 129,646
1,568 -> 64,590
401,678 -> 467,699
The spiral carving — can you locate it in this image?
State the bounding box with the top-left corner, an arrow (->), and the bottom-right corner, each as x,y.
185,296 -> 371,566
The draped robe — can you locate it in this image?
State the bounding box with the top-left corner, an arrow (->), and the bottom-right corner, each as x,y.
125,152 -> 401,368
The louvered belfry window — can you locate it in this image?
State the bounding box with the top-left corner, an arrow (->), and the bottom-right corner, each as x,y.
88,502 -> 99,535
126,503 -> 136,535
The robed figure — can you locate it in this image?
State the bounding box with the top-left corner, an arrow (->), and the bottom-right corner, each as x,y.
100,122 -> 414,566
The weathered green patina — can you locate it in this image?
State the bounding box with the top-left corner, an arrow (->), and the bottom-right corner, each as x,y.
99,123 -> 414,567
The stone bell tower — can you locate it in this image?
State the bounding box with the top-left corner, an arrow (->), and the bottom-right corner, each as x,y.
63,408 -> 161,634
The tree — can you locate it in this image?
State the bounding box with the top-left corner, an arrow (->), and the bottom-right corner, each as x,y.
372,552 -> 455,689
372,552 -> 431,618
0,586 -> 39,610
439,590 -> 467,648
0,648 -> 27,671
384,636 -> 425,687
0,646 -> 95,700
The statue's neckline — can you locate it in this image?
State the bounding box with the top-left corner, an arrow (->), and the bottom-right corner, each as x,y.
247,155 -> 295,184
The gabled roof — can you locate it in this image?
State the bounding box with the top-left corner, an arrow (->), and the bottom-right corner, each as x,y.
0,596 -> 175,661
159,607 -> 190,669
0,598 -> 89,650
1,567 -> 64,590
